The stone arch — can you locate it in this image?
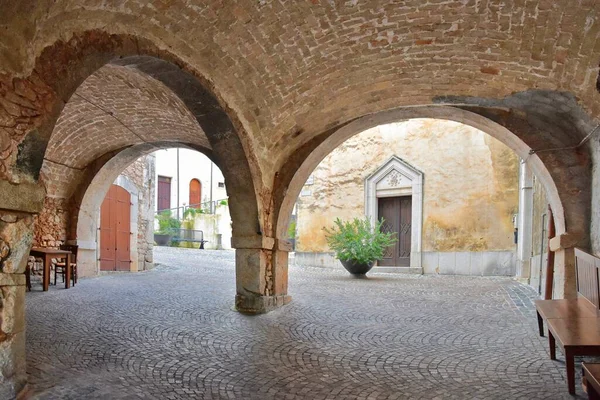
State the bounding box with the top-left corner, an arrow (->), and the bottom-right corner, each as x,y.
76,144 -> 155,277
7,30 -> 261,238
275,106 -> 569,242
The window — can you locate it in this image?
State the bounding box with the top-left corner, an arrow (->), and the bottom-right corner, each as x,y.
218,182 -> 225,188
189,179 -> 202,207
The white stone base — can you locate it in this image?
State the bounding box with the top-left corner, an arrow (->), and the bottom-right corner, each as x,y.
294,250 -> 516,276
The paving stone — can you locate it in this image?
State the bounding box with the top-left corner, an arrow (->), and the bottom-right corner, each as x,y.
26,248 -> 582,399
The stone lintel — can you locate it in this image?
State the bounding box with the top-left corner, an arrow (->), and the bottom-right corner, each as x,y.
0,272 -> 25,286
235,294 -> 292,314
0,180 -> 45,214
231,235 -> 275,250
549,233 -> 583,252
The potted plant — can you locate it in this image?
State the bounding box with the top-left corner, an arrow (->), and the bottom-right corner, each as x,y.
324,217 -> 396,276
154,210 -> 181,246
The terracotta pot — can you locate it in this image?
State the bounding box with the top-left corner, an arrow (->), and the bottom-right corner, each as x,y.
340,259 -> 375,276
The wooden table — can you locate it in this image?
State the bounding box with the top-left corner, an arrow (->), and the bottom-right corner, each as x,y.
583,363 -> 600,399
547,317 -> 600,394
29,247 -> 72,291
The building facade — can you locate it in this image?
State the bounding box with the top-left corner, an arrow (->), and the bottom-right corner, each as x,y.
295,119 -> 520,276
154,148 -> 227,217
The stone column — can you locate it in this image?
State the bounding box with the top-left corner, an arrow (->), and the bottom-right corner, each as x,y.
0,179 -> 45,398
232,235 -> 291,314
549,234 -> 579,299
0,211 -> 34,399
516,159 -> 534,280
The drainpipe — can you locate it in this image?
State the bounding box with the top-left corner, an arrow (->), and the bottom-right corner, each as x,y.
516,159 -> 533,280
177,148 -> 180,220
210,161 -> 213,214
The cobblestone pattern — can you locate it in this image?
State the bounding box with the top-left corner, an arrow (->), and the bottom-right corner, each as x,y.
27,248 -> 580,399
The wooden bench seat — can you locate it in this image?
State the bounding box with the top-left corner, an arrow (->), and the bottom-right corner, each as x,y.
582,363 -> 600,399
535,248 -> 600,394
547,318 -> 600,394
536,298 -> 598,336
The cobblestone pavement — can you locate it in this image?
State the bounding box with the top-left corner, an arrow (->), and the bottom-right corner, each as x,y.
27,248 -> 581,399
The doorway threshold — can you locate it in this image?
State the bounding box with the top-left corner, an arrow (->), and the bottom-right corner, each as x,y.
371,266 -> 423,274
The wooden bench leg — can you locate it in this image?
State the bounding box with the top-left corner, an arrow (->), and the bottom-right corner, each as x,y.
549,330 -> 556,360
565,349 -> 575,395
537,311 -> 544,337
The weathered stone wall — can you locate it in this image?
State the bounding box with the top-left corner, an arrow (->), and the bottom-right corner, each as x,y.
32,197 -> 69,248
591,139 -> 600,256
296,119 -> 519,259
532,176 -> 550,257
528,175 -> 549,294
119,154 -> 156,271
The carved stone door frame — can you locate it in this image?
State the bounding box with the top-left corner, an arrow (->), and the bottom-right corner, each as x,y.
365,156 -> 423,269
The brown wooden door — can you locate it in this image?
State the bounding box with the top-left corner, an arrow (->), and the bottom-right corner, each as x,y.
378,196 -> 412,266
189,179 -> 201,208
157,176 -> 171,211
100,185 -> 131,271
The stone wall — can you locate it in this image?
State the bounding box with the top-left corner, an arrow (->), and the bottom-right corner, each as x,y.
32,197 -> 69,248
116,154 -> 156,271
592,139 -> 600,257
528,176 -> 549,294
295,119 -> 519,275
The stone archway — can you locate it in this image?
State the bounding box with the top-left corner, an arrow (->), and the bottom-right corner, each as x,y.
0,31 -> 268,398
272,106 -> 590,303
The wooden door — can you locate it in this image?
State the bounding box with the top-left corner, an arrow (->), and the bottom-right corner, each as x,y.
100,185 -> 131,271
378,196 -> 412,266
157,176 -> 171,211
189,179 -> 201,208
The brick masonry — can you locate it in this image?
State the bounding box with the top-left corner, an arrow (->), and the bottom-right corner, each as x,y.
1,2 -> 600,396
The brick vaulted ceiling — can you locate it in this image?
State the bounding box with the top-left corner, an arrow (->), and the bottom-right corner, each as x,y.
1,0 -> 600,180
45,64 -> 209,170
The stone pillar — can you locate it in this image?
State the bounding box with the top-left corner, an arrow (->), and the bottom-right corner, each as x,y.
516,159 -> 534,279
549,233 -> 579,299
232,235 -> 291,314
0,211 -> 34,399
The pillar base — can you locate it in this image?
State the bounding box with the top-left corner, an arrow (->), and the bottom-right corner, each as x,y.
235,294 -> 292,314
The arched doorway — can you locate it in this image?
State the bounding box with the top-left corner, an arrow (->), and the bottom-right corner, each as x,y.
189,178 -> 202,208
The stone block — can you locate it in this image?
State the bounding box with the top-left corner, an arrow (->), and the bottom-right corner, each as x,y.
1,285 -> 25,335
454,252 -> 471,275
422,252 -> 439,274
438,252 -> 456,275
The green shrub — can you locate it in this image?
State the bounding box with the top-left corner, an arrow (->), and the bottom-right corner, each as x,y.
287,220 -> 296,239
323,217 -> 396,264
154,210 -> 180,234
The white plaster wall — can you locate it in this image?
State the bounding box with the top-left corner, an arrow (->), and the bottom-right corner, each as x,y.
154,148 -> 228,216
188,203 -> 232,250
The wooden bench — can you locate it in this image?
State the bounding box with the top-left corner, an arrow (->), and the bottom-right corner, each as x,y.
536,248 -> 600,336
535,248 -> 600,394
170,229 -> 208,249
583,362 -> 600,399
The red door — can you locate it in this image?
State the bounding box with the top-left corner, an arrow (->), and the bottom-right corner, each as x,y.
100,185 -> 131,271
157,176 -> 171,211
378,196 -> 412,266
189,179 -> 201,208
